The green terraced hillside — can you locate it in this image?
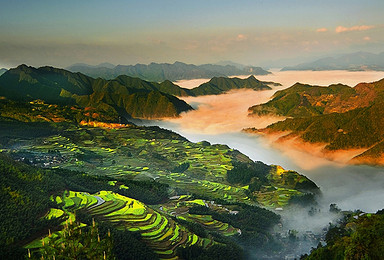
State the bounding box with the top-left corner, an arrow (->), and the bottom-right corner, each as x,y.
37,190 -> 215,259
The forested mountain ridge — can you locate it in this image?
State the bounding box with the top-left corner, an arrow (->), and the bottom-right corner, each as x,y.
246,78 -> 384,165
249,79 -> 384,117
67,61 -> 271,82
0,64 -> 193,119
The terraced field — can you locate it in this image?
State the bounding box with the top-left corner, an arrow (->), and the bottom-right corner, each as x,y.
33,190 -> 216,259
4,126 -> 252,203
156,195 -> 240,237
256,187 -> 301,208
4,124 -> 316,209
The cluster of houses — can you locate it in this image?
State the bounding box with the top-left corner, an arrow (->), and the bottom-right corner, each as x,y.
14,151 -> 67,168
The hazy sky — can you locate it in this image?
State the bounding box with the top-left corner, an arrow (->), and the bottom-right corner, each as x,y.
1,0 -> 383,68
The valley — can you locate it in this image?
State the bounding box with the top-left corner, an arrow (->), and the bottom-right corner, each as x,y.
3,2 -> 384,259
156,71 -> 384,210
0,95 -> 318,259
2,69 -> 384,259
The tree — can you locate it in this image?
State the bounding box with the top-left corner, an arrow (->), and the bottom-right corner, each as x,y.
30,219 -> 115,260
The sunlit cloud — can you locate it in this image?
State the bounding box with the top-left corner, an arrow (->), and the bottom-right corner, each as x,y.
363,36 -> 371,41
316,28 -> 328,32
335,25 -> 374,33
236,34 -> 247,41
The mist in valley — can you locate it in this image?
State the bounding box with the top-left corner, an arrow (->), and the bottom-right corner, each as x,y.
167,88 -> 286,134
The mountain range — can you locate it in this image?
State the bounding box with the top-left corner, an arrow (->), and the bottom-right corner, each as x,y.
0,65 -> 276,120
66,61 -> 270,82
281,51 -> 384,71
0,65 -> 192,119
247,78 -> 384,165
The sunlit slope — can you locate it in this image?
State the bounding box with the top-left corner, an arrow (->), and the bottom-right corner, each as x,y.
248,80 -> 382,117
50,190 -> 215,259
247,78 -> 384,165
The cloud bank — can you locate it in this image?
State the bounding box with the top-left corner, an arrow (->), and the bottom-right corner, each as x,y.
316,28 -> 328,32
335,25 -> 374,33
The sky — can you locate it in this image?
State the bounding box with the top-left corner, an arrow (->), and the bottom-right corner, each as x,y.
0,0 -> 383,69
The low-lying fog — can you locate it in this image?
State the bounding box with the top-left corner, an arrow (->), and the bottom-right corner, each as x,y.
139,70 -> 384,256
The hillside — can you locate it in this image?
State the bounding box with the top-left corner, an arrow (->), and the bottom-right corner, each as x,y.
248,80 -> 383,117
0,65 -> 193,119
66,61 -> 271,82
247,78 -> 384,165
281,51 -> 384,71
0,65 -> 94,102
189,75 -> 277,96
0,99 -> 320,259
0,68 -> 7,76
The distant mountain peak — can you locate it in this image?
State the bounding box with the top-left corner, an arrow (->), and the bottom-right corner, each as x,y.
215,60 -> 246,69
67,62 -> 115,69
247,75 -> 258,80
282,51 -> 384,71
16,64 -> 32,70
66,61 -> 270,81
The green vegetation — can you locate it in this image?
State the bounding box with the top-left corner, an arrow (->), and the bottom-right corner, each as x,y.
254,166 -> 319,208
48,190 -> 216,259
227,161 -> 270,190
0,98 -> 318,209
66,61 -> 270,82
0,98 -> 120,124
302,210 -> 384,260
0,153 -> 167,259
29,220 -> 115,260
0,98 -> 320,259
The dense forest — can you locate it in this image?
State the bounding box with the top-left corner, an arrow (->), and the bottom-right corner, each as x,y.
302,210 -> 384,260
